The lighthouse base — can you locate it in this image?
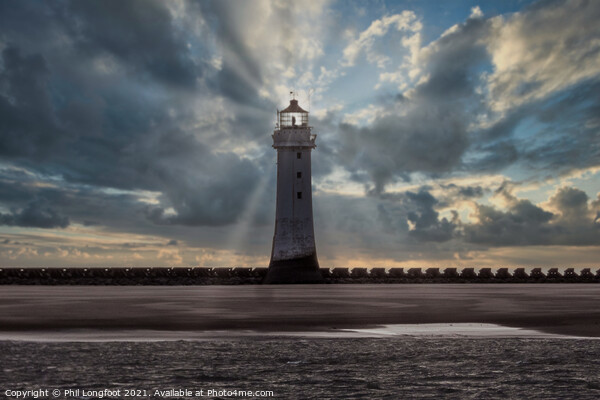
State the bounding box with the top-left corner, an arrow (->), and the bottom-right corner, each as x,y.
264,253 -> 323,284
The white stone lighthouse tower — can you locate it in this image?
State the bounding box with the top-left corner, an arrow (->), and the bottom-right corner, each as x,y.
264,98 -> 323,284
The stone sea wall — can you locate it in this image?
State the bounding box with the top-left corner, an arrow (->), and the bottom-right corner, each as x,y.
0,267 -> 599,285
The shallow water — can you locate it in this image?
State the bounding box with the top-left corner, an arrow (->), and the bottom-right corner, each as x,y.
2,338 -> 600,399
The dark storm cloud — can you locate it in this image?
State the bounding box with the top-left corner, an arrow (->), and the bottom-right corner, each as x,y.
520,83 -> 600,175
337,106 -> 468,191
337,16 -> 490,191
466,79 -> 600,176
368,183 -> 600,248
0,173 -> 147,231
371,183 -> 599,248
432,183 -> 487,210
0,160 -> 270,235
0,199 -> 69,229
145,152 -> 270,227
464,186 -> 600,246
313,192 -> 410,257
59,0 -> 200,88
310,111 -> 342,179
371,188 -> 459,243
546,187 -> 600,244
463,140 -> 520,173
0,46 -> 62,160
312,187 -> 466,263
464,201 -> 555,246
440,184 -> 485,200
402,190 -> 459,243
0,0 -> 276,229
550,186 -> 589,215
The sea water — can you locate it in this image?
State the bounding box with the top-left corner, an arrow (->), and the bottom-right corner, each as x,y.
2,337 -> 600,399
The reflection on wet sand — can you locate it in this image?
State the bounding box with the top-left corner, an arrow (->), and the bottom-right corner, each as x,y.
1,284 -> 599,338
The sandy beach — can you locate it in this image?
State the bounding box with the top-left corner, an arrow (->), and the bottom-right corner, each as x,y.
1,284 -> 599,338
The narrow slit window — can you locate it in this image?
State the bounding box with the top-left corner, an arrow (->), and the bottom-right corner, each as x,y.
297,192 -> 302,199
297,172 -> 302,178
297,152 -> 302,159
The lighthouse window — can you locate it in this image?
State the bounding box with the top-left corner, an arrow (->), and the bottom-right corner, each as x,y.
297,152 -> 302,159
297,192 -> 302,199
297,172 -> 302,178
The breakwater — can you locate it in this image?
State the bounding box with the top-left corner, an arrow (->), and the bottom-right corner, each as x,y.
0,267 -> 598,285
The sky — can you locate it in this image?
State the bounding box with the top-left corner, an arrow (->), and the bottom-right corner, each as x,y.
0,0 -> 599,269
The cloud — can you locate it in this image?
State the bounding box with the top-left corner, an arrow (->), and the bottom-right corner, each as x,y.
464,200 -> 555,246
544,186 -> 600,243
470,6 -> 484,19
399,189 -> 459,243
431,183 -> 487,211
319,182 -> 600,251
337,16 -> 490,191
464,185 -> 600,246
0,46 -> 62,160
60,0 -> 202,89
0,200 -> 69,229
145,152 -> 271,227
157,248 -> 183,265
468,78 -> 600,177
342,11 -> 421,69
197,0 -> 330,108
0,173 -> 147,234
337,0 -> 600,191
451,0 -> 600,180
485,0 -> 600,113
1,0 -> 599,268
0,1 -> 279,229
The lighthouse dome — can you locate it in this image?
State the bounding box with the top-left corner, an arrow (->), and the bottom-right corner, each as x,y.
278,99 -> 309,128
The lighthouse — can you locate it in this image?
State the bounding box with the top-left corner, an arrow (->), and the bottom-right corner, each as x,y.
264,98 -> 323,284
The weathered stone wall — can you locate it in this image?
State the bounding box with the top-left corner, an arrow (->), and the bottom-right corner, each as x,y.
0,267 -> 598,285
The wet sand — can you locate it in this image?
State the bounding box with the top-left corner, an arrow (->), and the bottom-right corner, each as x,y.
0,284 -> 599,338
